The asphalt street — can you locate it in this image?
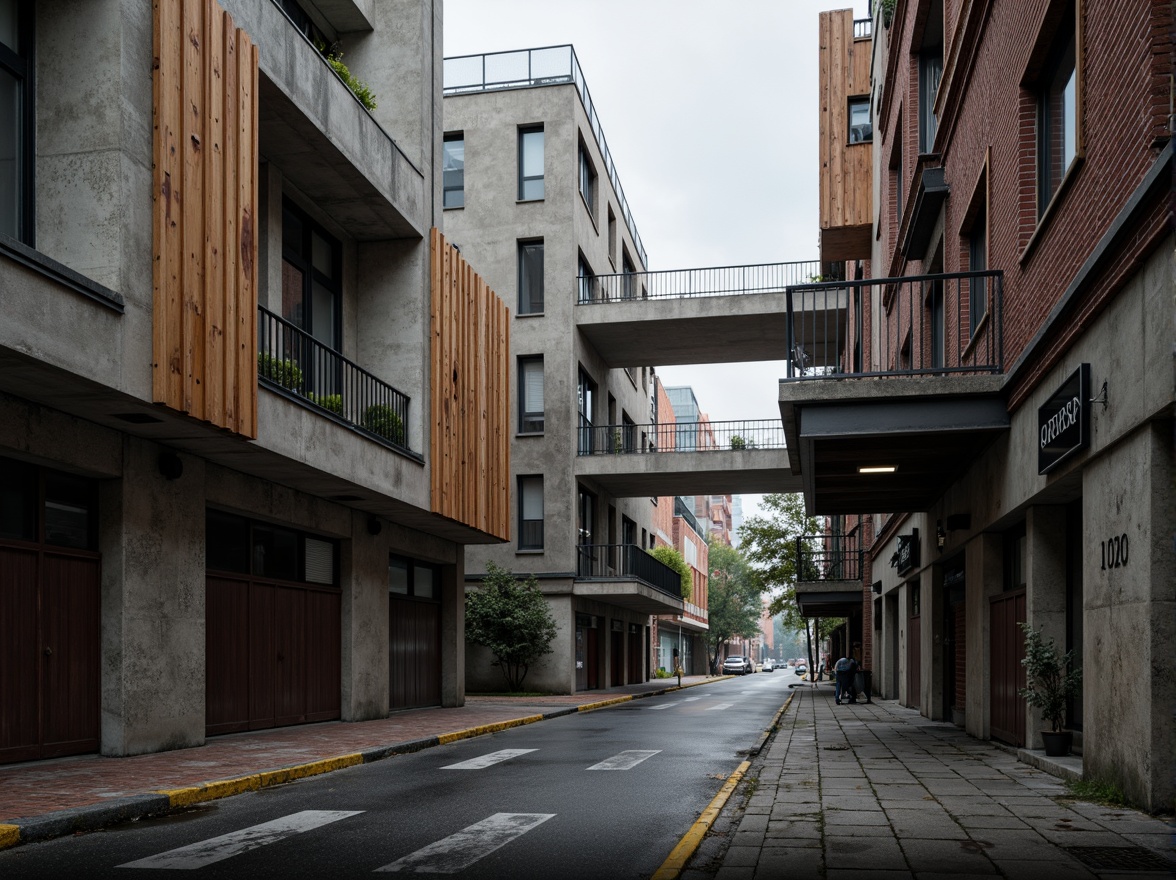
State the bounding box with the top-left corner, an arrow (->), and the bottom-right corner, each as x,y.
0,673 -> 794,880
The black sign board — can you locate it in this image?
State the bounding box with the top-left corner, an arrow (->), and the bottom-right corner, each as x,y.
1038,364 -> 1090,475
895,528 -> 919,576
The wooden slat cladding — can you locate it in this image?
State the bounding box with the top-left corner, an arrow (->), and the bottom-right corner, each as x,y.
818,9 -> 873,261
152,0 -> 259,437
430,229 -> 510,541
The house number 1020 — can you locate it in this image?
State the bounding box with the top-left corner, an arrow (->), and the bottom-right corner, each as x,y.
1101,534 -> 1128,570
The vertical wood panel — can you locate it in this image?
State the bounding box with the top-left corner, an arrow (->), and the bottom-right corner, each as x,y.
153,0 -> 257,437
429,229 -> 510,540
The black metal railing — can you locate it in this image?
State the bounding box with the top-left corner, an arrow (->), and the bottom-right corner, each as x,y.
578,260 -> 822,304
784,270 -> 1003,380
854,18 -> 873,39
443,45 -> 646,267
577,419 -> 785,455
257,306 -> 415,456
795,533 -> 863,582
576,544 -> 683,600
674,497 -> 706,539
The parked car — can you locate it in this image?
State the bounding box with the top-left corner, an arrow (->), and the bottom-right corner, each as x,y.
762,659 -> 775,672
722,655 -> 752,675
795,663 -> 807,676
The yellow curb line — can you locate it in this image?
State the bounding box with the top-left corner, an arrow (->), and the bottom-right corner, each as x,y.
436,714 -> 545,745
576,695 -> 634,712
651,760 -> 751,880
157,753 -> 364,808
651,692 -> 796,880
0,824 -> 20,851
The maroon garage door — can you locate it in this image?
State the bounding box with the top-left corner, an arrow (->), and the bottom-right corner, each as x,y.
989,589 -> 1026,747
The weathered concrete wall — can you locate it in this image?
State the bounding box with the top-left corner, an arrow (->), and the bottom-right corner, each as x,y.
964,532 -> 1003,741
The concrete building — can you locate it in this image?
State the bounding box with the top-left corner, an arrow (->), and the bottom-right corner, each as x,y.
444,45 -> 806,693
0,0 -> 509,764
783,4 -> 1173,810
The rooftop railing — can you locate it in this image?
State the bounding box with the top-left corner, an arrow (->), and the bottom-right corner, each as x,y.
784,270 -> 1003,380
257,306 -> 417,458
443,45 -> 647,268
577,419 -> 785,456
577,260 -> 822,304
796,533 -> 863,582
576,543 -> 683,600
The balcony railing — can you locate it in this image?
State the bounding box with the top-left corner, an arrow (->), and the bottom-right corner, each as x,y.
443,45 -> 646,267
576,544 -> 683,600
674,497 -> 706,539
577,260 -> 821,304
796,533 -> 863,582
577,419 -> 785,456
784,270 -> 1003,380
257,306 -> 417,457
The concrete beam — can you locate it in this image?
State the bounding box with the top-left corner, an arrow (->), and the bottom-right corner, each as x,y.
574,448 -> 802,497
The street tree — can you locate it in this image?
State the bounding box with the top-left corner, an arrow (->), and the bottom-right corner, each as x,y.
704,538 -> 762,673
465,562 -> 557,692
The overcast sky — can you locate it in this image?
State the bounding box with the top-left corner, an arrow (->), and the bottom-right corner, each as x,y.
443,1 -> 870,522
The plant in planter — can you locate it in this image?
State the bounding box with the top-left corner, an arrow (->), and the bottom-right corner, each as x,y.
258,353 -> 303,391
362,403 -> 405,446
1018,621 -> 1082,756
308,392 -> 344,415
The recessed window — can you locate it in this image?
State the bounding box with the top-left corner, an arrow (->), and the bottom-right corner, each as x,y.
577,256 -> 596,304
621,252 -> 637,300
917,5 -> 943,154
968,205 -> 988,335
282,200 -> 342,351
389,554 -> 439,600
607,207 -> 617,265
518,476 -> 544,550
1037,8 -> 1077,215
206,508 -> 338,586
518,356 -> 544,433
518,240 -> 544,314
578,141 -> 596,216
848,97 -> 872,143
443,133 -> 464,209
0,0 -> 33,244
518,126 -> 544,200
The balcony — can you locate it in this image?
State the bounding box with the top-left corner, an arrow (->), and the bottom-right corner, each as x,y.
574,261 -> 822,367
574,544 -> 685,615
779,271 -> 1010,515
793,532 -> 866,618
573,420 -> 801,497
258,306 -> 418,459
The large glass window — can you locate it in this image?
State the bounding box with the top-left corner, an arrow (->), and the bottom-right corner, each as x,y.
282,199 -> 342,351
518,356 -> 544,433
577,256 -> 596,304
206,508 -> 339,585
917,5 -> 943,154
577,369 -> 596,453
0,0 -> 32,243
848,97 -> 872,143
578,141 -> 596,215
0,457 -> 97,550
1037,9 -> 1077,215
389,554 -> 439,600
518,126 -> 544,200
518,240 -> 544,314
443,133 -> 464,209
518,476 -> 544,550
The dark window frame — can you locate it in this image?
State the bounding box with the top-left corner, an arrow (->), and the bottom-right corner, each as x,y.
518,355 -> 544,434
517,239 -> 544,314
0,455 -> 98,551
281,197 -> 343,352
0,0 -> 35,245
577,254 -> 596,304
848,95 -> 872,144
205,507 -> 340,587
518,125 -> 544,201
518,475 -> 544,550
1036,6 -> 1078,217
388,553 -> 441,602
442,132 -> 464,209
578,139 -> 596,216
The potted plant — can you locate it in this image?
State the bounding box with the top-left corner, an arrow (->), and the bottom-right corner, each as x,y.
1018,621 -> 1082,756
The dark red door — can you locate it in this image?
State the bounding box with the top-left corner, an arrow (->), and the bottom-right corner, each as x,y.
0,544 -> 100,764
627,624 -> 643,683
610,624 -> 623,686
389,597 -> 440,710
586,622 -> 600,689
990,590 -> 1026,746
907,615 -> 921,709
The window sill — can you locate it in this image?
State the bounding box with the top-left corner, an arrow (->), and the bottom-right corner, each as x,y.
516,548 -> 545,555
0,235 -> 125,313
443,204 -> 464,211
516,311 -> 545,318
516,431 -> 544,438
1020,155 -> 1084,266
516,197 -> 545,204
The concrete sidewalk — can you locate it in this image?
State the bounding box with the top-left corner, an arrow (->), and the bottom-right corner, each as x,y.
686,682 -> 1174,880
0,674 -> 725,850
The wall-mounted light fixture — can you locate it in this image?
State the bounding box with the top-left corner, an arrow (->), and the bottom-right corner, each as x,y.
858,465 -> 897,474
367,517 -> 383,536
158,452 -> 183,481
936,520 -> 946,549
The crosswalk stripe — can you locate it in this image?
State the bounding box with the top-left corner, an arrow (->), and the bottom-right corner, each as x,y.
648,704 -> 673,710
587,750 -> 661,771
706,703 -> 735,711
117,810 -> 362,870
441,749 -> 537,770
375,813 -> 554,873
683,696 -> 701,702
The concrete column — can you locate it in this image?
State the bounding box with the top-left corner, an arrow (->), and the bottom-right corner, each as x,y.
965,531 -> 1003,740
1024,505 -> 1068,748
881,591 -> 899,699
341,511 -> 388,721
440,547 -> 465,707
100,438 -> 205,756
924,563 -> 945,720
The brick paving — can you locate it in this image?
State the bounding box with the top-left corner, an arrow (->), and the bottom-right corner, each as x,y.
0,675 -> 716,825
685,683 -> 1175,880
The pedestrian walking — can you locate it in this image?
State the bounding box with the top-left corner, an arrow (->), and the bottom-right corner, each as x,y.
833,655 -> 852,704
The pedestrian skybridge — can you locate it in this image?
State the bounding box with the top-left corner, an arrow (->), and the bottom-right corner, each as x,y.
573,419 -> 802,497
574,261 -> 846,367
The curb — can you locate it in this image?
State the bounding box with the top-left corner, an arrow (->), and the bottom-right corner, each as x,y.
650,691 -> 797,880
0,676 -> 736,852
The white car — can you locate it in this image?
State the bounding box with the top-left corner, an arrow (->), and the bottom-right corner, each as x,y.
762,659 -> 775,672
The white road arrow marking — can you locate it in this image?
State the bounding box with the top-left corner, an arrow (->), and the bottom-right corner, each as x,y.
706,703 -> 736,711
118,810 -> 362,870
376,813 -> 554,873
587,750 -> 661,770
441,749 -> 537,770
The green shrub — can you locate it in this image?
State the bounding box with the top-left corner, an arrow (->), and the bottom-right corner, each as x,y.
258,353 -> 302,391
308,393 -> 344,415
327,52 -> 377,111
648,545 -> 694,599
363,403 -> 405,445
654,668 -> 673,679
